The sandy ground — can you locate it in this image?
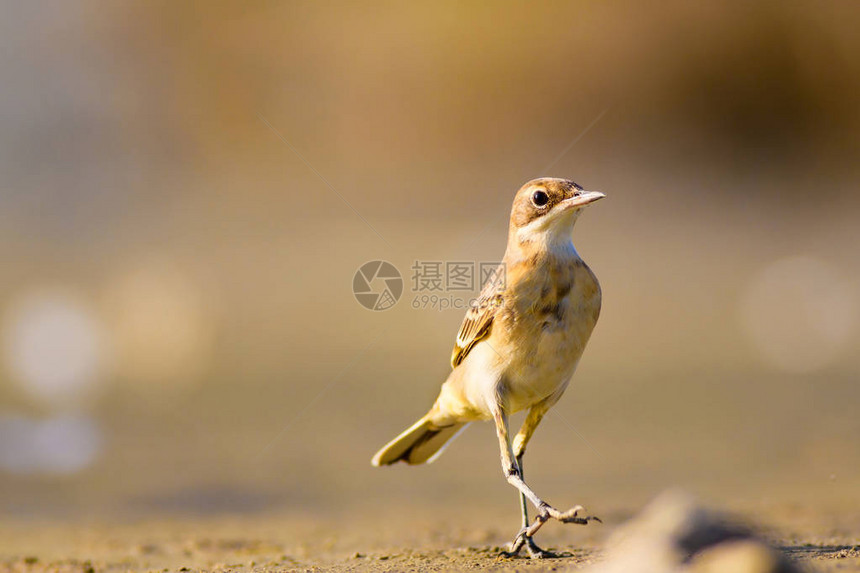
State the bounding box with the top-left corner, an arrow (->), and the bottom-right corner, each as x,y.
1,500 -> 857,573
2,371 -> 857,573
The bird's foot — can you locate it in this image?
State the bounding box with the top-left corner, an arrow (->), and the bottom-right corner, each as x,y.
503,529 -> 557,559
502,503 -> 603,559
523,536 -> 557,559
539,503 -> 601,526
501,505 -> 600,559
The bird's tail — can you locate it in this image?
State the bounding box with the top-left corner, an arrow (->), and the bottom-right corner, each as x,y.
371,415 -> 469,466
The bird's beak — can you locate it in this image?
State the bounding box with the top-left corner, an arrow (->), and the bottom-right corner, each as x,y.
558,190 -> 606,211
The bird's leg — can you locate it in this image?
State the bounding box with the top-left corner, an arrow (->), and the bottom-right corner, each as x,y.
517,453 -> 529,527
508,454 -> 558,558
505,451 -> 532,557
493,406 -> 598,560
507,406 -> 557,558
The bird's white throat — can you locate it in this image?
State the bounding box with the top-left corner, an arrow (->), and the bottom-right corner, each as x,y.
512,212 -> 582,259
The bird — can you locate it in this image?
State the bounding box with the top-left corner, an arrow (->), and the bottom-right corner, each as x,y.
371,177 -> 605,558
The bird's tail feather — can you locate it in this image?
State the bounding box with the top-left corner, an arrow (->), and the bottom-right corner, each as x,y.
372,415 -> 468,466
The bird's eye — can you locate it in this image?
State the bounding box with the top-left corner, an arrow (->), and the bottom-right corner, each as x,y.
531,190 -> 549,207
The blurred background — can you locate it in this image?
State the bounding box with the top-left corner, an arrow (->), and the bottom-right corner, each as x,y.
1,1 -> 858,525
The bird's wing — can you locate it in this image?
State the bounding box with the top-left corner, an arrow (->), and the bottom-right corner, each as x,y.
450,265 -> 505,368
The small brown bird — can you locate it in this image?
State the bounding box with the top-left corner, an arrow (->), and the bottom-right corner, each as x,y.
372,178 -> 605,558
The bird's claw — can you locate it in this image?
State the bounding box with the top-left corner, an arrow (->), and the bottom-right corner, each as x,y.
502,503 -> 599,559
547,504 -> 601,525
561,514 -> 601,525
523,537 -> 557,559
503,529 -> 557,559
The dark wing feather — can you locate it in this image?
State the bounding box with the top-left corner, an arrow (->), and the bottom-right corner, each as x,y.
450,265 -> 505,368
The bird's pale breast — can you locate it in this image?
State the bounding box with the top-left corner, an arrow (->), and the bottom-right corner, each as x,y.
496,254 -> 601,412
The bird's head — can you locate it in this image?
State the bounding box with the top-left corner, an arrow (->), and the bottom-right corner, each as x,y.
508,178 -> 605,249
